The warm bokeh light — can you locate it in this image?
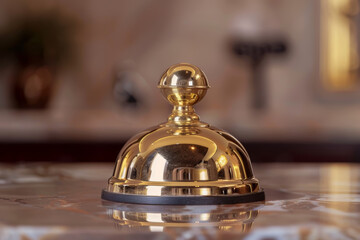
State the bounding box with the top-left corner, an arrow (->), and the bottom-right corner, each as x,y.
321,0 -> 359,90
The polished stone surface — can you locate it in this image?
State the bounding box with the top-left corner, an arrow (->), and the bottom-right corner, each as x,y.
0,163 -> 359,239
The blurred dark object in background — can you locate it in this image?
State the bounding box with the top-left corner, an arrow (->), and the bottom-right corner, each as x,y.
112,61 -> 150,111
231,39 -> 288,110
11,65 -> 53,109
0,11 -> 77,109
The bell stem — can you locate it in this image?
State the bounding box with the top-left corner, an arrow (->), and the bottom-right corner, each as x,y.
168,105 -> 200,126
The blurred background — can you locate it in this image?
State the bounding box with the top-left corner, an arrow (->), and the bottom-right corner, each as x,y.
0,0 -> 359,162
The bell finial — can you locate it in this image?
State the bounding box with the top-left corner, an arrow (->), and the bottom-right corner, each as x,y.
158,63 -> 210,125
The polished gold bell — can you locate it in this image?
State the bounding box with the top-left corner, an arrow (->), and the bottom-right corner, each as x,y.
102,63 -> 264,204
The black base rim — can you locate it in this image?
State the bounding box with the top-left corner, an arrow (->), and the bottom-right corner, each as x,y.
101,189 -> 265,205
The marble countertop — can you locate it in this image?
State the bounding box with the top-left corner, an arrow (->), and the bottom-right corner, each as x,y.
0,163 -> 359,240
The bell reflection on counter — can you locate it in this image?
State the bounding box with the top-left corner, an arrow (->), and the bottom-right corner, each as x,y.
104,202 -> 261,232
102,63 -> 265,205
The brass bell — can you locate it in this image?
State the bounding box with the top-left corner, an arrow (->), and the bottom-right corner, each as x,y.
102,63 -> 264,204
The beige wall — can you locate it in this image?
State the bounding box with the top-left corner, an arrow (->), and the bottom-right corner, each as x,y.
0,0 -> 358,141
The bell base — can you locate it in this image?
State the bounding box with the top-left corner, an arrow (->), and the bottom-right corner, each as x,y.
101,189 -> 265,205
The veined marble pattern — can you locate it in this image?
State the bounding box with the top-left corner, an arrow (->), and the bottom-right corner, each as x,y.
0,163 -> 359,240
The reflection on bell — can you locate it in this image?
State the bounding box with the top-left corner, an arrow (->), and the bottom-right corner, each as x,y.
102,63 -> 265,204
104,202 -> 261,232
